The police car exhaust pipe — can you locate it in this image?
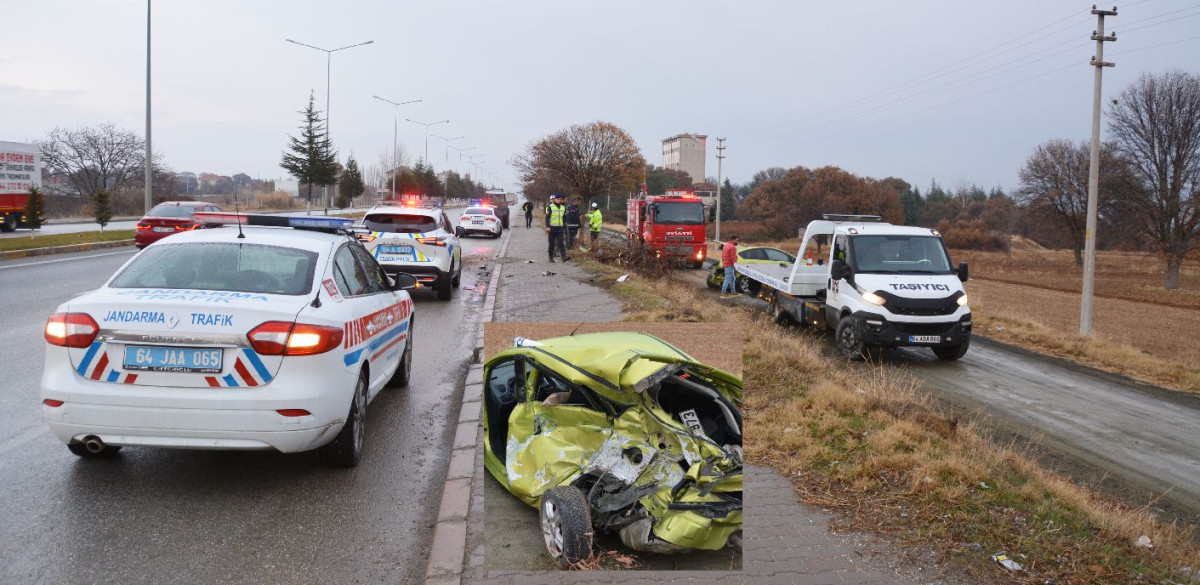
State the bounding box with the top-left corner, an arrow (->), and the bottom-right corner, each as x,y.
83,436 -> 106,454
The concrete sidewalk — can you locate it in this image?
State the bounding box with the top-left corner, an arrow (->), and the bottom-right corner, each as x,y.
452,225 -> 955,584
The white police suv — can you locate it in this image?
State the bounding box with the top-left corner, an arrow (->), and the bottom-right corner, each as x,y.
40,214 -> 416,467
358,201 -> 462,301
456,206 -> 503,239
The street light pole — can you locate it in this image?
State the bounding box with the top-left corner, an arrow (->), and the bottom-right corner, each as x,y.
449,146 -> 475,175
372,96 -> 421,199
432,135 -> 464,169
405,118 -> 449,166
144,0 -> 152,213
286,38 -> 374,208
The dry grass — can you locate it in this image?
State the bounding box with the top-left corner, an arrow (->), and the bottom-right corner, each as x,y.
0,229 -> 135,252
579,248 -> 1200,584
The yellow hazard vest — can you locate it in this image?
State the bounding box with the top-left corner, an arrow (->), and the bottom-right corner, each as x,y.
547,203 -> 566,227
588,209 -> 603,231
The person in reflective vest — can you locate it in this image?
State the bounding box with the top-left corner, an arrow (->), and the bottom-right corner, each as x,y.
545,194 -> 568,262
587,203 -> 603,245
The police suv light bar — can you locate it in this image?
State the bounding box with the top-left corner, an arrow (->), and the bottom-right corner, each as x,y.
194,212 -> 355,230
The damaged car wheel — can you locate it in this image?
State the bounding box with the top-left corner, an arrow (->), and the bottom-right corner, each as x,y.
539,486 -> 593,567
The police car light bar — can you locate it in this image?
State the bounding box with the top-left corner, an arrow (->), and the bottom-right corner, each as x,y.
195,212 -> 355,230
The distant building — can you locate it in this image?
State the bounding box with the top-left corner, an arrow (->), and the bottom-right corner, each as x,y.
661,133 -> 706,187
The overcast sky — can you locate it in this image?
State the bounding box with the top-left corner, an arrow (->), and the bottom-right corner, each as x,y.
5,0 -> 1199,193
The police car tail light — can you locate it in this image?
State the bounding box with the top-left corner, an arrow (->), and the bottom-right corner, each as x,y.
248,321 -> 343,356
44,312 -> 99,348
416,236 -> 447,247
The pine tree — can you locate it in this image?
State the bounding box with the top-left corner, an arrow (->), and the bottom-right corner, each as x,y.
23,186 -> 45,230
337,155 -> 364,209
93,189 -> 112,231
280,92 -> 339,204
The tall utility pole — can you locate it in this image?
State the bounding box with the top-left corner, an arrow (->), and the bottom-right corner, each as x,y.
144,0 -> 152,213
1080,5 -> 1116,335
714,138 -> 726,241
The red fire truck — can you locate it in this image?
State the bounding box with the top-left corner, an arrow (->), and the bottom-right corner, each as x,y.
627,187 -> 708,268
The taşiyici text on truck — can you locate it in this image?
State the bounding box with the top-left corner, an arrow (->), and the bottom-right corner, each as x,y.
736,215 -> 972,360
627,187 -> 708,268
0,141 -> 42,232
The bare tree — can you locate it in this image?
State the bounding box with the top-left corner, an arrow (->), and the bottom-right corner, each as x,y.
1108,70 -> 1200,289
512,121 -> 646,209
39,124 -> 147,198
1015,139 -> 1133,267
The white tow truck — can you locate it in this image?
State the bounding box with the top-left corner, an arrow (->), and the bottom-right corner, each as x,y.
735,214 -> 972,360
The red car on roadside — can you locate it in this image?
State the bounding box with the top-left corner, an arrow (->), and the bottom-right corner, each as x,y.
135,201 -> 223,249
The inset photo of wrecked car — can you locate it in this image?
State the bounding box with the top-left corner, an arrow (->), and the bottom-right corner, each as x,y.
481,323 -> 744,571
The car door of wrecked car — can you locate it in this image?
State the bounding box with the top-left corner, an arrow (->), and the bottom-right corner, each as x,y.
505,366 -> 612,504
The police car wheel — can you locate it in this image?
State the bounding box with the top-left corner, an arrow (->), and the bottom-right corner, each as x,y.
324,371 -> 367,467
388,321 -> 414,388
452,262 -> 462,288
436,273 -> 452,301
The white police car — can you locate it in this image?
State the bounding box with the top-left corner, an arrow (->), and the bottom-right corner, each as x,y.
40,214 -> 416,467
456,206 -> 503,239
358,201 -> 462,301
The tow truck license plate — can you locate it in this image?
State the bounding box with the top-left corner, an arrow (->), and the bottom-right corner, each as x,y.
123,346 -> 223,374
379,245 -> 414,255
908,335 -> 940,344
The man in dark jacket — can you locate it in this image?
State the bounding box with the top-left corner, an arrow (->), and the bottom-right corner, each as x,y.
522,200 -> 534,228
564,198 -> 581,248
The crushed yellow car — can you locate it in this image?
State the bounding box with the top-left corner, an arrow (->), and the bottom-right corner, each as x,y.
482,332 -> 743,566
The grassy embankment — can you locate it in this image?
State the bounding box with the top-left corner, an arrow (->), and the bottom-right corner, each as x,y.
573,244 -> 1200,584
0,230 -> 136,253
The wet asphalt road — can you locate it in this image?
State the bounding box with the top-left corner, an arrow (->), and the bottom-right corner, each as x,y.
0,211 -> 500,584
891,339 -> 1200,516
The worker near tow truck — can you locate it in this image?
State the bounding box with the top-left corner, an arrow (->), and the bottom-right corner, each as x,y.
720,234 -> 741,299
545,193 -> 568,262
587,202 -> 603,245
522,200 -> 534,228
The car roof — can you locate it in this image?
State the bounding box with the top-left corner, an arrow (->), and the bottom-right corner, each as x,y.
153,201 -> 210,207
491,331 -> 741,405
150,224 -> 349,248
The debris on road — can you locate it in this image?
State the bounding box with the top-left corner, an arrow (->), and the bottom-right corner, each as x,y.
542,271 -> 556,276
525,260 -> 535,263
992,552 -> 1023,572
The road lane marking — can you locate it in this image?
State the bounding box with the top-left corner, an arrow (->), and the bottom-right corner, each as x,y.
0,250 -> 136,271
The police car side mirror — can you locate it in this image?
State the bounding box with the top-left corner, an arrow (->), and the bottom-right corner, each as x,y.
830,259 -> 849,280
390,273 -> 418,291
957,262 -> 969,283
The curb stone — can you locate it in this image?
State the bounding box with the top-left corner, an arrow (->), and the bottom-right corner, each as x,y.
1,239 -> 134,260
425,226 -> 513,584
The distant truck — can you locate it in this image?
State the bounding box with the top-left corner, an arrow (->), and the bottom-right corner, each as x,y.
0,141 -> 42,232
627,188 -> 708,268
736,214 -> 972,360
478,189 -> 511,229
